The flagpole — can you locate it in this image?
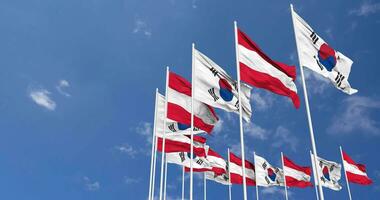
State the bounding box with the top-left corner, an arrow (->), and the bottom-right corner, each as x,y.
340,146 -> 353,200
310,151 -> 320,200
151,130 -> 158,200
149,89 -> 159,200
281,152 -> 289,200
234,20 -> 248,200
182,166 -> 185,200
159,67 -> 170,200
190,43 -> 195,200
228,148 -> 232,200
204,173 -> 207,200
164,155 -> 168,200
290,4 -> 324,200
254,152 -> 259,200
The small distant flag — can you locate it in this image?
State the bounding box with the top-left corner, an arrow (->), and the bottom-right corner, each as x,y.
167,71 -> 219,133
166,145 -> 212,172
157,135 -> 207,156
255,154 -> 284,187
291,8 -> 357,94
229,152 -> 256,186
237,27 -> 300,108
283,155 -> 313,188
193,48 -> 252,122
311,153 -> 342,191
342,150 -> 373,185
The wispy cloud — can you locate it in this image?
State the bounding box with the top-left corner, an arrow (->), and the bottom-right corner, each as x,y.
124,176 -> 141,184
251,90 -> 275,111
114,143 -> 138,158
56,79 -> 71,97
328,96 -> 380,136
29,88 -> 56,111
244,122 -> 269,140
133,19 -> 152,37
191,0 -> 198,9
212,119 -> 224,135
136,122 -> 153,143
272,126 -> 299,152
83,176 -> 100,191
349,1 -> 380,16
301,68 -> 330,95
261,187 -> 292,198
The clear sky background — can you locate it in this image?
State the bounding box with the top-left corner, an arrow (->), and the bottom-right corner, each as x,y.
0,0 -> 379,199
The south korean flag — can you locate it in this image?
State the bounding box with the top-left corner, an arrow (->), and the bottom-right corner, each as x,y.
291,7 -> 358,95
166,146 -> 212,171
255,154 -> 285,187
311,154 -> 342,191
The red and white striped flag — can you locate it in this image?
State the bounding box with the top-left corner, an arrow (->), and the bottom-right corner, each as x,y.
168,71 -> 219,133
283,155 -> 313,188
229,152 -> 256,186
157,135 -> 207,157
237,27 -> 300,108
342,150 -> 373,185
185,148 -> 227,174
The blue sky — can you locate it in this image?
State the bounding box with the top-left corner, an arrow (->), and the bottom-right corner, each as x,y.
0,0 -> 379,199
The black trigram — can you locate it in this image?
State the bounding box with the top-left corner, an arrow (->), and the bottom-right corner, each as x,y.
209,67 -> 219,76
196,159 -> 204,165
234,100 -> 239,110
262,162 -> 267,170
208,88 -> 219,101
179,152 -> 186,162
310,32 -> 319,44
265,176 -> 271,184
168,124 -> 176,132
335,72 -> 345,88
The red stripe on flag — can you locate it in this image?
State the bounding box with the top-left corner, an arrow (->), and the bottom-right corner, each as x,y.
156,137 -> 206,156
167,103 -> 214,133
237,28 -> 297,80
230,173 -> 256,186
283,156 -> 311,175
240,63 -> 300,108
229,152 -> 255,170
169,71 -> 192,96
346,171 -> 373,185
285,176 -> 313,188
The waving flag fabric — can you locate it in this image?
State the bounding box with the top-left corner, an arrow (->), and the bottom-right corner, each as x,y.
229,152 -> 256,186
168,71 -> 219,133
205,171 -> 230,185
157,135 -> 207,156
237,28 -> 300,108
166,145 -> 211,171
193,48 -> 252,122
342,150 -> 373,185
291,8 -> 357,95
255,154 -> 284,187
283,155 -> 312,188
311,154 -> 342,191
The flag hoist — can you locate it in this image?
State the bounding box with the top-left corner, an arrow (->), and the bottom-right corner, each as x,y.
148,88 -> 159,200
159,67 -> 170,200
233,21 -> 248,200
290,4 -> 324,200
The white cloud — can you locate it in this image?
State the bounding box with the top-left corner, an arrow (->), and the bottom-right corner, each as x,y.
29,88 -> 56,111
251,90 -> 275,111
191,0 -> 198,9
83,176 -> 100,191
212,119 -> 224,135
324,28 -> 334,40
261,187 -> 292,198
301,68 -> 330,95
136,122 -> 153,143
328,96 -> 380,135
350,1 -> 380,16
56,79 -> 71,97
244,122 -> 269,140
114,143 -> 138,158
133,19 -> 152,37
124,177 -> 141,184
272,126 -> 299,152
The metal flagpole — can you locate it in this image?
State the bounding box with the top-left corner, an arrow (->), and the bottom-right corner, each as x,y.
159,67 -> 170,200
281,152 -> 289,200
152,131 -> 158,200
228,148 -> 232,200
340,146 -> 353,200
254,152 -> 259,200
204,173 -> 207,200
149,89 -> 159,200
182,166 -> 185,200
164,155 -> 168,200
290,4 -> 324,200
234,20 -> 248,200
310,151 -> 320,200
190,43 -> 195,200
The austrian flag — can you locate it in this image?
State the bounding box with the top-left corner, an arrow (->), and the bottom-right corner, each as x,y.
342,150 -> 373,185
283,155 -> 312,188
229,152 -> 256,186
237,27 -> 300,108
167,72 -> 219,133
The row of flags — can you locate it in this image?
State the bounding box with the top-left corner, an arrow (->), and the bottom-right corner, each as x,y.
148,5 -> 368,200
158,133 -> 372,189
